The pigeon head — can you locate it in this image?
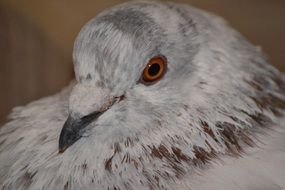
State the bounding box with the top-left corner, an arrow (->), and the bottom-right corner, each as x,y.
58,0 -> 285,171
59,1 -> 285,158
59,1 -> 201,152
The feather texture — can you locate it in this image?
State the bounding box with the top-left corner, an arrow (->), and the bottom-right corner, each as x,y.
0,1 -> 285,189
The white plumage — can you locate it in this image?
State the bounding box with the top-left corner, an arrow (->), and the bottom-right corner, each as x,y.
1,1 -> 285,189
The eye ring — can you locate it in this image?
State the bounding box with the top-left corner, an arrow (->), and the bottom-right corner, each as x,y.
141,55 -> 167,84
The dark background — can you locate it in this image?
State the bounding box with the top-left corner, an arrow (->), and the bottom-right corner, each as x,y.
0,0 -> 284,123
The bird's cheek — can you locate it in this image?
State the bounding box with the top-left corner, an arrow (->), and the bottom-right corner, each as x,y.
96,103 -> 125,124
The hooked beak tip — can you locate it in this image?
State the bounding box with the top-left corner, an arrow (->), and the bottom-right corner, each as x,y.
58,116 -> 82,153
58,129 -> 81,153
58,111 -> 102,153
58,145 -> 68,153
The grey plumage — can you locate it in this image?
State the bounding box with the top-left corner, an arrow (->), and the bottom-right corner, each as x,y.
1,1 -> 285,190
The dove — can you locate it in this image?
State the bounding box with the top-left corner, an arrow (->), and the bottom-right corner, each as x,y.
1,1 -> 285,190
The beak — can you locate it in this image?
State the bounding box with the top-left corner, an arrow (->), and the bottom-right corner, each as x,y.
58,111 -> 103,153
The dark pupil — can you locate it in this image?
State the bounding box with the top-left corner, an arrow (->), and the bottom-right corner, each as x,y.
148,63 -> 160,76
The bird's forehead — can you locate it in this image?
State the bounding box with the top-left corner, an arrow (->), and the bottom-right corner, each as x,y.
72,2 -> 192,89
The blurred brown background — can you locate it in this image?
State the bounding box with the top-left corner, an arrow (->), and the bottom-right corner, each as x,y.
0,0 -> 284,123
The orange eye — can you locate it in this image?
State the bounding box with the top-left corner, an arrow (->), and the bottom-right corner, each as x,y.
141,56 -> 167,83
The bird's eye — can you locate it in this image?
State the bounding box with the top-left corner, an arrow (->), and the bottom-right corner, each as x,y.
141,56 -> 167,84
